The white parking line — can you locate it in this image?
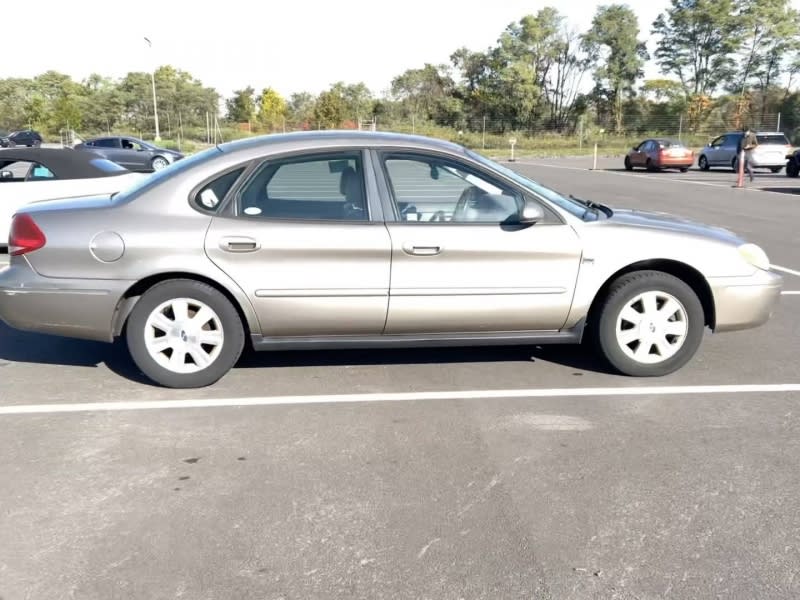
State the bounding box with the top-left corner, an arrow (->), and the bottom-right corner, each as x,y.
1,383 -> 799,416
782,291 -> 800,295
773,264 -> 800,278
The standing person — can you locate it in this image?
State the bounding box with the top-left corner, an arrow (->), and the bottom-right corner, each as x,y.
739,127 -> 758,182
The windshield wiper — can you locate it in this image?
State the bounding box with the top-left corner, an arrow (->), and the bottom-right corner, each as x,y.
569,194 -> 613,220
569,194 -> 603,210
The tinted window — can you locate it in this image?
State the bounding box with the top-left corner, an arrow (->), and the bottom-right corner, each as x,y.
193,167 -> 246,212
92,138 -> 118,148
382,153 -> 524,224
756,133 -> 790,145
237,153 -> 368,221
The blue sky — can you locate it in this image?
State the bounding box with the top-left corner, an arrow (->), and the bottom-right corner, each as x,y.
14,0 -> 800,98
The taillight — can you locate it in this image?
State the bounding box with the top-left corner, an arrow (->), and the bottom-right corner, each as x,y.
9,213 -> 46,256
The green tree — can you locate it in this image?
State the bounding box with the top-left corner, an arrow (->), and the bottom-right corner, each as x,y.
391,64 -> 455,124
256,87 -> 287,131
583,4 -> 649,133
313,89 -> 347,128
736,0 -> 800,123
287,92 -> 316,128
226,86 -> 256,123
652,0 -> 741,97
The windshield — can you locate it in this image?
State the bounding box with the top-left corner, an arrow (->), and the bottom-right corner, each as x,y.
113,145 -> 223,202
465,149 -> 602,220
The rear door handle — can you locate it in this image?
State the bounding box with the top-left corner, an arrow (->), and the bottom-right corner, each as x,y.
402,243 -> 442,256
220,236 -> 260,252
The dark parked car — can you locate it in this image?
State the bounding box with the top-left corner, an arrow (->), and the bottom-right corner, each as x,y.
0,129 -> 43,148
74,136 -> 184,172
785,148 -> 800,177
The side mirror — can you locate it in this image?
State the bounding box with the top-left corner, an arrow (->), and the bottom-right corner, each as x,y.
0,170 -> 13,179
519,199 -> 545,224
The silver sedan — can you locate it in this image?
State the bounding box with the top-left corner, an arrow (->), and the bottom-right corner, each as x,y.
0,131 -> 784,388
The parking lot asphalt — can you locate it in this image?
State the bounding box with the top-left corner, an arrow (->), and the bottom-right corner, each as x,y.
2,157 -> 800,599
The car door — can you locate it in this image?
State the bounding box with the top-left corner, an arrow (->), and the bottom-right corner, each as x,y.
373,149 -> 583,334
121,138 -> 151,170
719,134 -> 740,167
705,136 -> 725,166
204,149 -> 392,337
630,141 -> 648,166
89,137 -> 126,164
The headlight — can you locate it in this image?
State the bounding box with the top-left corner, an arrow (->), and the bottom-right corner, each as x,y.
738,243 -> 770,271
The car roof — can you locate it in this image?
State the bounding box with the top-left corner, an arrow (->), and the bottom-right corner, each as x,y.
0,147 -> 131,179
215,130 -> 469,156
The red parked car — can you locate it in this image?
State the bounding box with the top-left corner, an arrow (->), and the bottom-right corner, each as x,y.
624,138 -> 694,172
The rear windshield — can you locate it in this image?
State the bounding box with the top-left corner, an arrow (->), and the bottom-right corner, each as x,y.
657,140 -> 684,148
756,134 -> 790,145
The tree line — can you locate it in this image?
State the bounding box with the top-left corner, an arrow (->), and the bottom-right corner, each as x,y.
3,0 -> 800,144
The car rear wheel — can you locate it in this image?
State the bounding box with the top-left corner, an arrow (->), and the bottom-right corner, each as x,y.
126,279 -> 245,388
591,271 -> 705,377
680,167 -> 689,172
698,155 -> 709,171
770,166 -> 782,173
624,156 -> 633,171
151,156 -> 169,171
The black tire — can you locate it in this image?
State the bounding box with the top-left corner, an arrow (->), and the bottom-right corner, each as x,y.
645,158 -> 654,171
590,270 -> 705,377
680,167 -> 689,172
624,156 -> 633,171
787,161 -> 799,178
126,279 -> 245,388
770,166 -> 782,173
698,155 -> 709,171
732,157 -> 739,173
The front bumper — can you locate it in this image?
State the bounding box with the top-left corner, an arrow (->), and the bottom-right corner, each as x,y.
0,261 -> 131,342
709,268 -> 783,333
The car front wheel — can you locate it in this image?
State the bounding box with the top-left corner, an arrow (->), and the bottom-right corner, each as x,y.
151,156 -> 169,171
126,279 -> 245,388
591,271 -> 705,377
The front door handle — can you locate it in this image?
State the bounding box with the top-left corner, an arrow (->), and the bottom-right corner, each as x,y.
220,236 -> 260,252
402,243 -> 442,256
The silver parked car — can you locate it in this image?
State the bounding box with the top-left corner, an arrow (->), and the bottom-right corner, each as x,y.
698,131 -> 792,172
0,131 -> 783,388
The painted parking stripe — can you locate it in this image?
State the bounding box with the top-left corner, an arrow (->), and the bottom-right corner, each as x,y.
1,383 -> 800,416
772,264 -> 800,278
782,291 -> 800,295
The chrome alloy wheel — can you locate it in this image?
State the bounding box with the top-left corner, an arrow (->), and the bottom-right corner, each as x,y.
144,298 -> 224,374
615,290 -> 689,364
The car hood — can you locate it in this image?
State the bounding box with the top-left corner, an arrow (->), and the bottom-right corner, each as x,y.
606,208 -> 744,245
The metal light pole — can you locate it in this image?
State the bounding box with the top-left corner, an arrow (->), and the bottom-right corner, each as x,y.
144,36 -> 161,141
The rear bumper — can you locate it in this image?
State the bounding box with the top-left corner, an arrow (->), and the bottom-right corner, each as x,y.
0,262 -> 131,342
709,269 -> 783,333
657,157 -> 693,168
